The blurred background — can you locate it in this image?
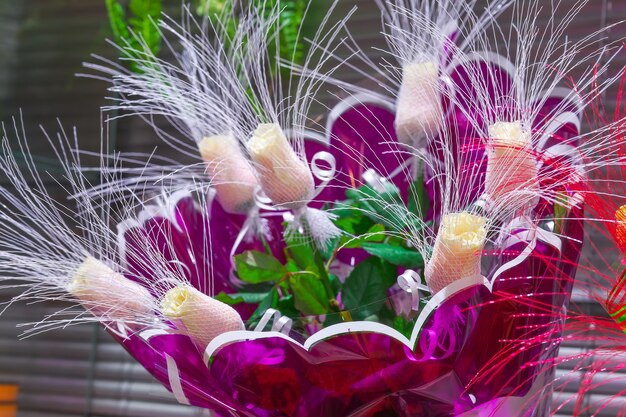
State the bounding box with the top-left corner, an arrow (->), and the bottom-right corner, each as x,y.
0,0 -> 624,416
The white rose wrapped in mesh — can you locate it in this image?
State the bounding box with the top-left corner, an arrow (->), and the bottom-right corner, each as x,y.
85,3 -> 355,249
161,285 -> 244,348
425,212 -> 487,294
68,256 -> 153,321
0,122 -> 160,334
484,121 -> 538,207
198,134 -> 259,214
246,123 -> 314,210
395,61 -> 443,146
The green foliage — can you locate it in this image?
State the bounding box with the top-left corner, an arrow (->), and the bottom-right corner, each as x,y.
231,178 -> 431,335
288,272 -> 329,315
234,250 -> 287,284
408,174 -> 430,219
195,0 -> 312,74
342,257 -> 397,320
361,242 -> 424,269
105,0 -> 162,73
215,291 -> 272,305
553,192 -> 569,234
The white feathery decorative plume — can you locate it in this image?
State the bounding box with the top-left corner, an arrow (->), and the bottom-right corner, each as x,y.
83,2 -> 356,250
446,0 -> 624,218
0,119 -> 157,334
0,118 -> 245,347
83,5 -> 260,215
374,0 -> 510,147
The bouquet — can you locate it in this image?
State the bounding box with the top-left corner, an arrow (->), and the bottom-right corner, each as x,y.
0,1 -> 625,416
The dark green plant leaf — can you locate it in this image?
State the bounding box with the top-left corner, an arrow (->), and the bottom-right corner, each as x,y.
215,291 -> 271,306
105,0 -> 162,73
276,295 -> 299,320
553,192 -> 569,234
344,185 -> 418,232
234,250 -> 287,284
284,237 -> 316,271
392,316 -> 414,339
362,242 -> 424,269
247,289 -> 279,327
408,175 -> 430,219
129,0 -> 162,56
342,257 -> 395,320
341,224 -> 386,249
105,0 -> 130,42
288,273 -> 329,315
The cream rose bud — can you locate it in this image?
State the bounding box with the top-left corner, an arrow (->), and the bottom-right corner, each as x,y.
484,121 -> 538,204
425,212 -> 487,294
160,285 -> 244,348
68,256 -> 153,321
246,123 -> 314,209
198,135 -> 259,214
395,61 -> 443,146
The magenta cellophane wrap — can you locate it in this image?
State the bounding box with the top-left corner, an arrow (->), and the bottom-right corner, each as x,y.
107,52 -> 585,416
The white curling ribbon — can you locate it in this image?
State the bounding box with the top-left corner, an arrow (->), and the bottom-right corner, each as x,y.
395,61 -> 443,146
247,123 -> 315,210
254,308 -> 293,335
198,134 -> 259,215
492,215 -> 564,283
165,353 -> 190,405
68,256 -> 154,321
310,151 -> 337,198
484,121 -> 539,206
425,212 -> 488,294
160,285 -> 245,349
398,270 -> 430,312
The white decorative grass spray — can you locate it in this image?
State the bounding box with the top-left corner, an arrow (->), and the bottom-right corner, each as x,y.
84,2 -> 357,250
0,119 -> 243,347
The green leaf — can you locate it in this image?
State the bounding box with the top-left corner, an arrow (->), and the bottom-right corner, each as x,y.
362,242 -> 424,269
129,0 -> 162,56
392,316 -> 414,339
105,0 -> 162,74
105,0 -> 130,43
344,185 -> 419,233
234,250 -> 287,284
408,175 -> 430,219
342,257 -> 395,320
553,192 -> 569,234
247,289 -> 279,327
345,183 -> 401,205
285,237 -> 316,271
215,291 -> 270,306
334,207 -> 375,235
341,224 -> 386,249
276,295 -> 299,320
288,273 -> 329,315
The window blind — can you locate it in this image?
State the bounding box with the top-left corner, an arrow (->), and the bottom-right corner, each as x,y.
0,1 -> 624,417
